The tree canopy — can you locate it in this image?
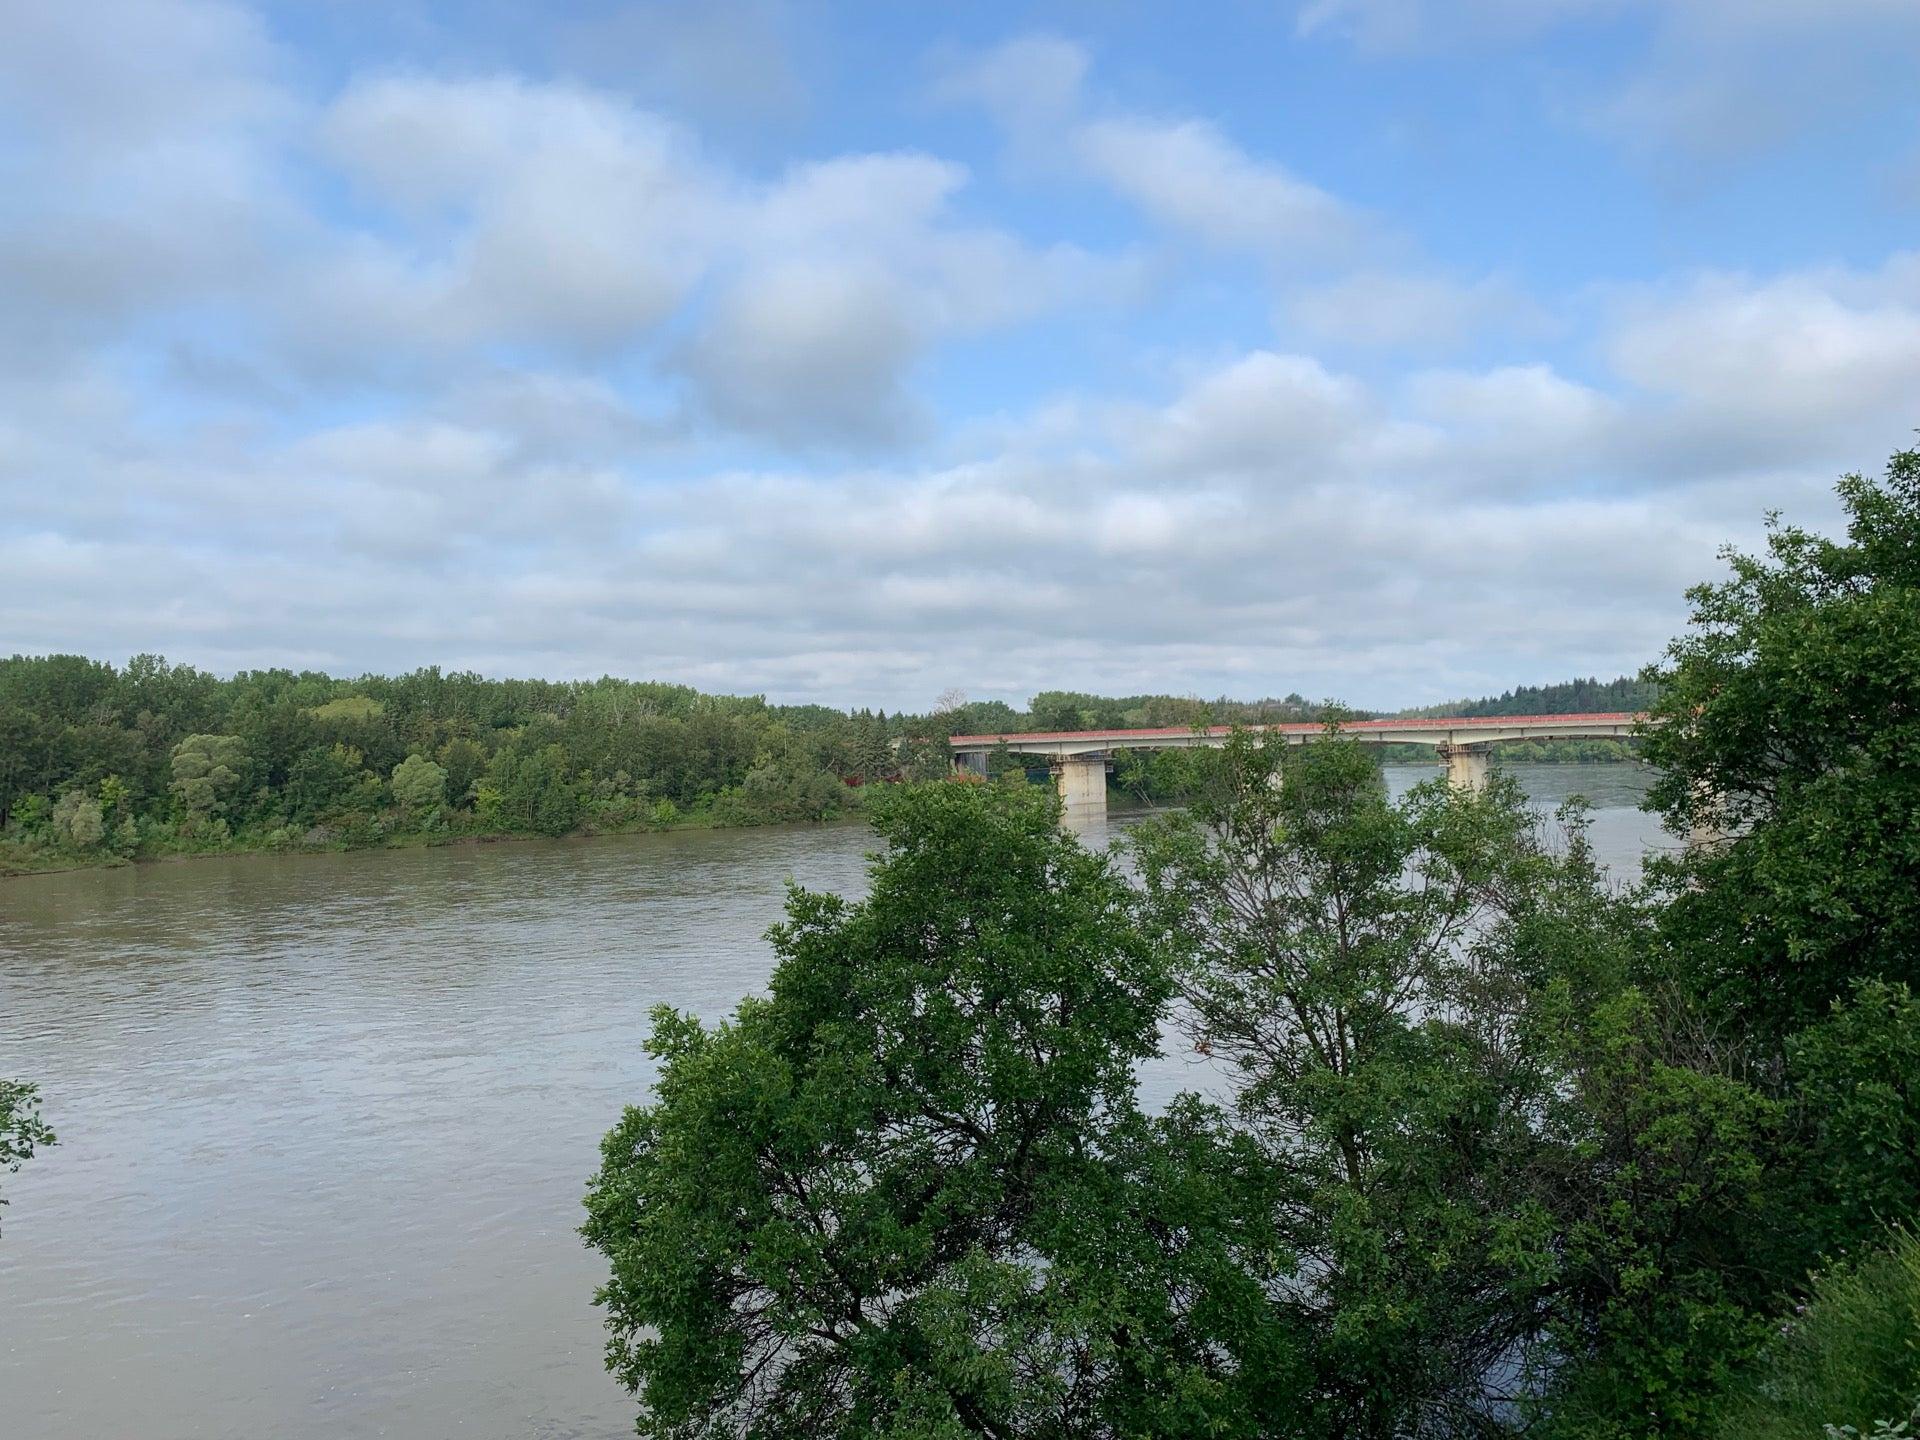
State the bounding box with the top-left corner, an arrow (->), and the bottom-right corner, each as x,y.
587,443 -> 1920,1439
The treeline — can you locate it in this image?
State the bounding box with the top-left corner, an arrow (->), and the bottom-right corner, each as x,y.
1402,673 -> 1660,718
0,660 -> 939,870
0,659 -> 1648,871
582,446 -> 1920,1439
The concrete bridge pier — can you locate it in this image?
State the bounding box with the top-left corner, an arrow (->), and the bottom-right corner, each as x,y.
1437,743 -> 1490,792
953,749 -> 989,778
1052,754 -> 1109,823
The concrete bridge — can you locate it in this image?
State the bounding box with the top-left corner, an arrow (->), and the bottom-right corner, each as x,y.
949,712 -> 1643,823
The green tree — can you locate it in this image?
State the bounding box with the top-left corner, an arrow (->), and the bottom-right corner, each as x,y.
584,782 -> 1288,1439
437,737 -> 487,807
285,742 -> 375,826
494,742 -> 581,836
717,756 -> 843,825
1641,444 -> 1920,1039
1130,729 -> 1628,1436
1785,980 -> 1920,1257
49,788 -> 105,849
1530,986 -> 1782,1440
390,752 -> 447,820
1,1079 -> 55,1235
168,733 -> 248,821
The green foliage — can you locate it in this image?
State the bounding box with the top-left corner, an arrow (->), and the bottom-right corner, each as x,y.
168,732 -> 248,820
390,752 -> 447,819
1131,730 -> 1644,1435
0,1079 -> 55,1235
1641,444 -> 1920,1038
50,788 -> 105,849
1788,982 -> 1920,1256
713,756 -> 845,826
584,782 -> 1289,1438
436,737 -> 487,806
1532,987 -> 1783,1439
1708,1229 -> 1920,1440
306,695 -> 383,722
285,742 -> 377,826
1403,676 -> 1658,721
492,742 -> 582,836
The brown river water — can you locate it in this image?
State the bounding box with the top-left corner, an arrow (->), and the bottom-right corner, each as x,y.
1,764 -> 1667,1439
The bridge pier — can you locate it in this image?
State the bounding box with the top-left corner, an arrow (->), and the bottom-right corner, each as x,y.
1437,743 -> 1490,792
1052,754 -> 1108,824
953,749 -> 989,778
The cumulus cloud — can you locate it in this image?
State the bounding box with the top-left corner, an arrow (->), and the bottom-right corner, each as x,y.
12,244 -> 1906,708
1606,258 -> 1920,449
2,1 -> 1914,710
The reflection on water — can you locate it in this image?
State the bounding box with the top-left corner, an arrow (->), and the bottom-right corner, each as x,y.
0,764 -> 1664,1440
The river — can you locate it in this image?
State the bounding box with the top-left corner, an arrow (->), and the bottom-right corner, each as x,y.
1,764 -> 1669,1439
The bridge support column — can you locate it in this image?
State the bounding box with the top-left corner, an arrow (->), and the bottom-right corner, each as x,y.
1437,744 -> 1490,792
953,750 -> 989,778
1052,754 -> 1108,825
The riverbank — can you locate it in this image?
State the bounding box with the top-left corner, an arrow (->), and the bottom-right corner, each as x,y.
0,798 -> 875,879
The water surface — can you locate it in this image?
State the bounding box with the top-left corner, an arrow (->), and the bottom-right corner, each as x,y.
0,764 -> 1666,1439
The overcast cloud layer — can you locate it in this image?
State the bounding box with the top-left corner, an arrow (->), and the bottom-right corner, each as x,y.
2,1 -> 1916,709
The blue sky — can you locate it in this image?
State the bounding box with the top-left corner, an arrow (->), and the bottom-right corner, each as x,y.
2,0 -> 1917,710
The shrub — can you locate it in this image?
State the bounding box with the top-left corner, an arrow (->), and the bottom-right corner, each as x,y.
1708,1229 -> 1920,1440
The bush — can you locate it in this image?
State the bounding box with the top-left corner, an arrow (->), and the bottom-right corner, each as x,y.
1708,1229 -> 1920,1440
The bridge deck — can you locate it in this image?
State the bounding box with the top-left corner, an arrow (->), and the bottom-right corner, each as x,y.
950,711 -> 1643,756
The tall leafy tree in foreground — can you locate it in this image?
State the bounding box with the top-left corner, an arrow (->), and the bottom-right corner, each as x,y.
1641,443 -> 1920,1038
0,1079 -> 55,1234
584,781 -> 1287,1439
1129,730 -> 1640,1437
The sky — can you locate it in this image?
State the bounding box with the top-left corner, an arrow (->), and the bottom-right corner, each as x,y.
2,1 -> 1917,712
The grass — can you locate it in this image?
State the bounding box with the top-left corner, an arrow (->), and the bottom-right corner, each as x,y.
1711,1228 -> 1920,1440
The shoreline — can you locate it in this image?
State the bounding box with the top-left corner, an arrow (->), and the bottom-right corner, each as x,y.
3,756 -> 1646,882
0,806 -> 875,882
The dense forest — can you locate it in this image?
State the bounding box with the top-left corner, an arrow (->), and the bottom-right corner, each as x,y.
0,656 -> 1649,874
577,446 -> 1920,1440
1401,674 -> 1660,718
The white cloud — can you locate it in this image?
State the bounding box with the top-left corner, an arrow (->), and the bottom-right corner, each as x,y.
1607,260 -> 1920,436
1074,117 -> 1357,258
2,3 -> 1915,710
944,37 -> 1360,264
678,261 -> 929,446
1287,270 -> 1544,347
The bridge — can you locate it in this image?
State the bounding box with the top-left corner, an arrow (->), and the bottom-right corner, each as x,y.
949,712 -> 1644,823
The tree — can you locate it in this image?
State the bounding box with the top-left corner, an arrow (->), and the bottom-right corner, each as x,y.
285,743 -> 375,826
1,1079 -> 55,1235
494,742 -> 581,836
437,737 -> 487,807
168,733 -> 248,820
390,753 -> 447,820
1641,444 -> 1920,1039
50,789 -> 105,849
1128,728 -> 1645,1436
718,756 -> 842,825
1784,980 -> 1920,1257
584,782 -> 1288,1439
